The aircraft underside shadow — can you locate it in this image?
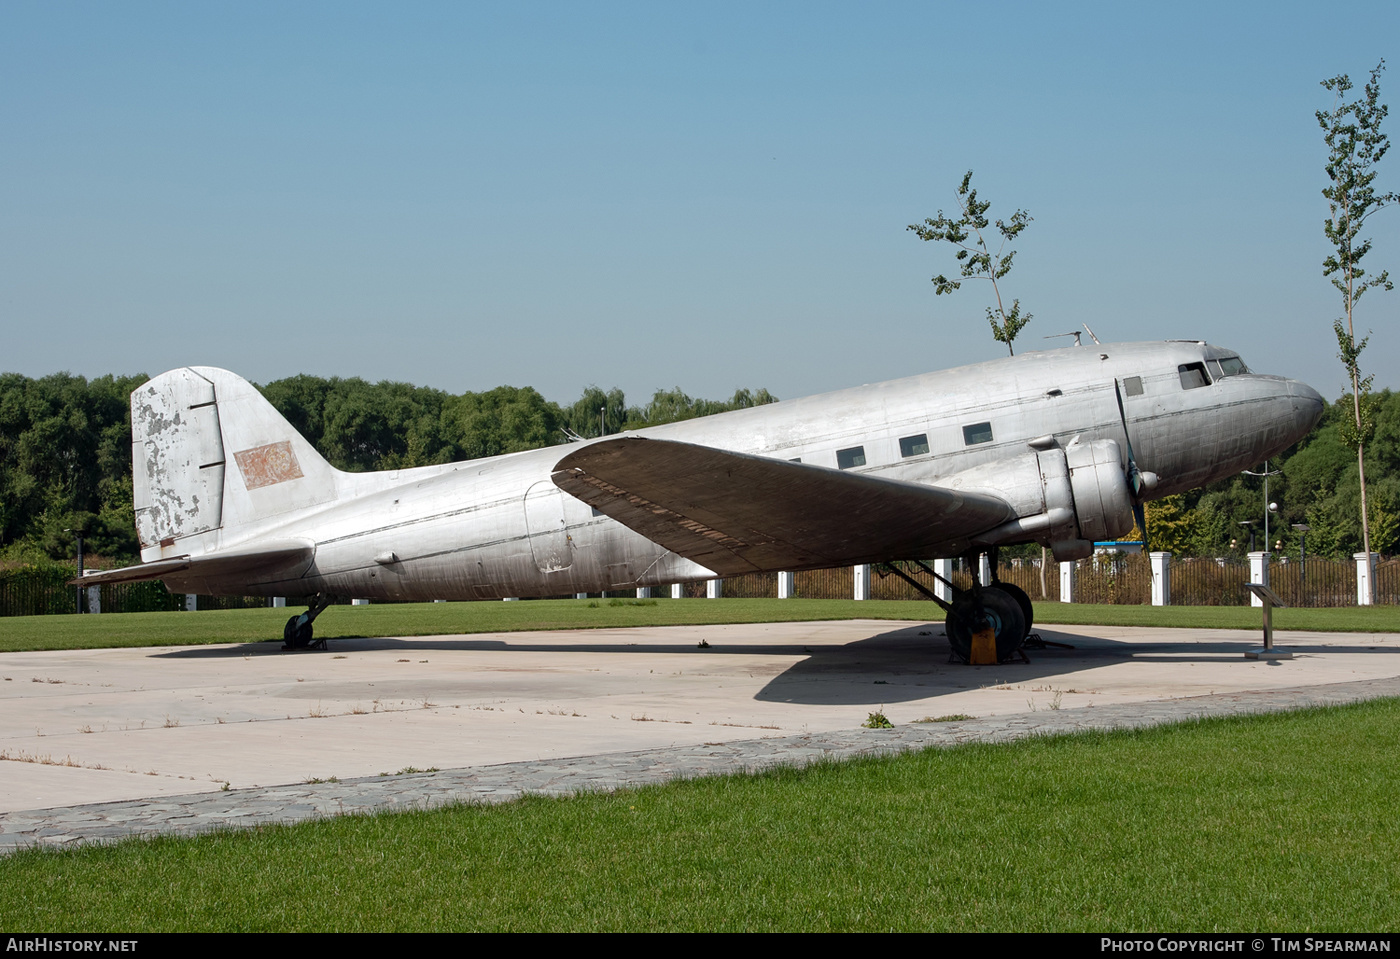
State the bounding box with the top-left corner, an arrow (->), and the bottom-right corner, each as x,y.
140,619 -> 1368,709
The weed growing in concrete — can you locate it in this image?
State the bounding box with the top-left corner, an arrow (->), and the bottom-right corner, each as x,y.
863,711 -> 893,729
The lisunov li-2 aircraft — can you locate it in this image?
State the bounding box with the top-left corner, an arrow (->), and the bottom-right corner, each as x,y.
79,340 -> 1324,663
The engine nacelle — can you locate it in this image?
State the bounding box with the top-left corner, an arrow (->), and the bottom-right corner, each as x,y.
1060,436 -> 1135,555
936,436 -> 1135,562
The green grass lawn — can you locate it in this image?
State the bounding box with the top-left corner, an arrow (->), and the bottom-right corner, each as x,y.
0,597 -> 1396,653
2,699 -> 1397,931
0,593 -> 1394,655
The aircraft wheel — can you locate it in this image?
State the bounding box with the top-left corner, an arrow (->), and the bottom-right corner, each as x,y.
991,581 -> 1034,639
945,589 -> 1025,663
283,615 -> 313,649
944,599 -> 978,662
981,587 -> 1027,659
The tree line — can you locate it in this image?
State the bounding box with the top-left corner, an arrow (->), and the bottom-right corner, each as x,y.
1145,389 -> 1399,561
0,372 -> 776,564
1,369 -> 1394,567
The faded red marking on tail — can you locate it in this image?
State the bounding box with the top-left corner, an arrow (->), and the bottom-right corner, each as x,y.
234,441 -> 304,489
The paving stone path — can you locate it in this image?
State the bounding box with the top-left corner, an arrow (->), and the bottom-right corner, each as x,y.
3,675 -> 1396,853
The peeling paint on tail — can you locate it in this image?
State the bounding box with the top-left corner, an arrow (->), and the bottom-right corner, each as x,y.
131,367 -> 343,563
132,369 -> 226,548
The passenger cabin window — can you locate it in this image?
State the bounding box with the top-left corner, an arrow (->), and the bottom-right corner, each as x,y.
836,446 -> 866,470
1123,376 -> 1144,396
1178,363 -> 1210,390
899,434 -> 929,457
962,422 -> 994,446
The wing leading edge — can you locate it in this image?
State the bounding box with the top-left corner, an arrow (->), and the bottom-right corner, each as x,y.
551,437 -> 1016,576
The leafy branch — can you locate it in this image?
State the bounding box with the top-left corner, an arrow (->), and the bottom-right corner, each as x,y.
908,171 -> 1033,355
1318,59 -> 1397,592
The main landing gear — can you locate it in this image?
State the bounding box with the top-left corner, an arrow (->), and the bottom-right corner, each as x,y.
282,594 -> 333,650
877,549 -> 1036,665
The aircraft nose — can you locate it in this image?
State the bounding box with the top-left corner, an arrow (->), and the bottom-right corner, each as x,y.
1289,380 -> 1326,435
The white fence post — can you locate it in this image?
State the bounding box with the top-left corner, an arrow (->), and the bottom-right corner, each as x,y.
1150,552 -> 1172,606
185,594 -> 198,611
1059,562 -> 1075,603
636,587 -> 651,599
272,596 -> 286,608
934,558 -> 954,603
671,583 -> 684,599
706,579 -> 723,599
778,572 -> 794,599
1355,552 -> 1378,606
853,564 -> 870,600
86,585 -> 101,614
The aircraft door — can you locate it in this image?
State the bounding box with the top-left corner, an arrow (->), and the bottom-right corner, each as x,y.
523,482 -> 574,573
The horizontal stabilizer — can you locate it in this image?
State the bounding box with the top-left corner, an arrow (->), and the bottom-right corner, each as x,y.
552,437 -> 1015,575
71,540 -> 316,590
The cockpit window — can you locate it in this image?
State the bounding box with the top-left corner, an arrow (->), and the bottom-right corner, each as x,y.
1178,363 -> 1210,390
1207,355 -> 1250,380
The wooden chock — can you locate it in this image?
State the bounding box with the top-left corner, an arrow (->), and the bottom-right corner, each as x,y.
970,623 -> 998,665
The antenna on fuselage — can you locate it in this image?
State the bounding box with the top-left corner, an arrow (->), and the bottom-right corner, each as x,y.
1082,323 -> 1101,345
1044,331 -> 1084,347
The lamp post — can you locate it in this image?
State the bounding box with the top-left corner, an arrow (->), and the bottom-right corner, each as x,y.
1293,522 -> 1310,589
1238,520 -> 1258,554
1241,461 -> 1282,550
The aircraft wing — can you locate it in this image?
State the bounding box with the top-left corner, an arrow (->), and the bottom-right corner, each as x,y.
70,540 -> 315,591
552,437 -> 1016,575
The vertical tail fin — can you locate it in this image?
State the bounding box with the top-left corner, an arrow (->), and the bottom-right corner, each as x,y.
132,367 -> 341,561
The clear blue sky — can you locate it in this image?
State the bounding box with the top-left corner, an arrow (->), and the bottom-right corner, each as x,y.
3,1 -> 1397,405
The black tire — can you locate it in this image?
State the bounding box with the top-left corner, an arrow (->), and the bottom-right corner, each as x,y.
945,588 -> 1025,663
991,580 -> 1034,640
283,615 -> 313,649
945,598 -> 978,662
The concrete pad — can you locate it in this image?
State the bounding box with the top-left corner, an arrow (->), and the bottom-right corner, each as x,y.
2,619 -> 1398,813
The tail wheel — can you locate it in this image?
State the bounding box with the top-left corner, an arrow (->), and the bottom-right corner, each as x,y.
283,615 -> 313,649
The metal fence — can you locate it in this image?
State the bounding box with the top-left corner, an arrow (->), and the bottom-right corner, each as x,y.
1266,558 -> 1356,608
4,554 -> 1397,617
1169,557 -> 1251,607
719,554 -> 1396,608
0,565 -> 281,617
1377,559 -> 1400,605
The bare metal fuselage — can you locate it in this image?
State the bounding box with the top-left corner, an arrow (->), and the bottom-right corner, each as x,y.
140,340 -> 1323,601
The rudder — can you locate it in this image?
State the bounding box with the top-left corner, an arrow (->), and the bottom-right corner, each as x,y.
132,367 -> 341,562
